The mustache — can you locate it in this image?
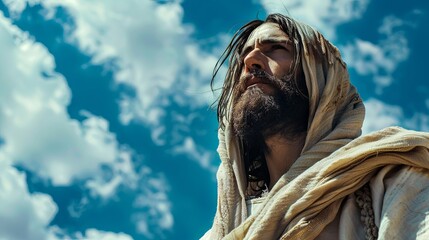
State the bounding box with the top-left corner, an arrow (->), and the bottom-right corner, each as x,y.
238,69 -> 291,93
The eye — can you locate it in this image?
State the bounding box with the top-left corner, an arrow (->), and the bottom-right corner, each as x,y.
271,44 -> 287,51
239,47 -> 252,61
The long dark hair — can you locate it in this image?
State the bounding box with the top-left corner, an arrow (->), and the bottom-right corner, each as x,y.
211,14 -> 304,129
211,14 -> 306,197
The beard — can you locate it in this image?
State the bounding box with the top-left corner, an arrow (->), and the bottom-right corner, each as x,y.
231,69 -> 309,143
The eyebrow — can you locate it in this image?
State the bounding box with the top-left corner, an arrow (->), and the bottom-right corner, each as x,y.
240,38 -> 291,58
260,38 -> 290,45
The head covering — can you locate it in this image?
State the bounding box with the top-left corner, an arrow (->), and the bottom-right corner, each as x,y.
202,15 -> 429,240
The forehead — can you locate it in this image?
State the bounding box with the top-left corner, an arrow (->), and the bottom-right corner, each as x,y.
244,22 -> 290,47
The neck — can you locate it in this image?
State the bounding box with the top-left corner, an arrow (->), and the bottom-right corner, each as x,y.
264,133 -> 306,189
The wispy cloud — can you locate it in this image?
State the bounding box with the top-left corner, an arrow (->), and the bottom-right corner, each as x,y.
256,1 -> 427,133
0,15 -> 133,185
259,0 -> 370,39
0,157 -> 135,240
341,15 -> 411,92
76,229 -> 133,240
362,98 -> 403,134
0,162 -> 57,240
363,98 -> 429,134
0,9 -> 174,238
258,1 -> 414,93
132,167 -> 173,239
172,136 -> 217,173
48,227 -> 134,240
9,0 -> 219,130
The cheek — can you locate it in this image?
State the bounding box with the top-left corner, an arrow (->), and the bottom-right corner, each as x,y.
270,63 -> 286,78
269,61 -> 291,78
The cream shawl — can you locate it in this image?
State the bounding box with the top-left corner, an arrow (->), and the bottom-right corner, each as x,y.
203,19 -> 429,240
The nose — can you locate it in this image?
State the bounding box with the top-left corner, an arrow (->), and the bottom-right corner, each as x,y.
243,48 -> 266,73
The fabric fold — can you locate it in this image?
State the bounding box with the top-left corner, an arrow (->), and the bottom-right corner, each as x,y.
211,127 -> 429,239
202,14 -> 429,240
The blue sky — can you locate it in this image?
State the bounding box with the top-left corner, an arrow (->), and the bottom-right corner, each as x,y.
0,0 -> 427,239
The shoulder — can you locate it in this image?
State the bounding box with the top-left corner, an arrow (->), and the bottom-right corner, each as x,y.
370,165 -> 429,239
359,126 -> 429,146
372,165 -> 429,209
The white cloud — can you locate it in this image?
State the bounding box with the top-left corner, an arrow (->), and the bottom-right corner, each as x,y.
404,113 -> 429,132
47,226 -> 135,240
132,167 -> 173,239
0,6 -> 182,238
67,196 -> 90,219
363,98 -> 429,134
67,162 -> 174,238
172,136 -> 217,173
152,110 -> 219,173
172,44 -> 220,108
151,125 -> 167,146
75,229 -> 134,240
257,2 -> 412,93
0,161 -> 57,240
362,98 -> 403,134
0,11 -> 138,197
84,146 -> 138,199
2,0 -> 27,18
258,0 -> 370,39
6,0 -> 219,129
0,159 -> 137,240
3,1 -> 227,163
341,15 -> 410,92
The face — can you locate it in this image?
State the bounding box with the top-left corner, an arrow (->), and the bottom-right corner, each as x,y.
231,22 -> 308,141
240,22 -> 294,95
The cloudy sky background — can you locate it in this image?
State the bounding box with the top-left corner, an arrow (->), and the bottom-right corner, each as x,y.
0,0 -> 427,239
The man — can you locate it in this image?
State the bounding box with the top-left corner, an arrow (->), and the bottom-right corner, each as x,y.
202,13 -> 429,239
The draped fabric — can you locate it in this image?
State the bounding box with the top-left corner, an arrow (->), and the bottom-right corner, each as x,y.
202,18 -> 429,240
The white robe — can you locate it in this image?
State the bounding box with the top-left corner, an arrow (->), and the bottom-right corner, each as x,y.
202,128 -> 429,239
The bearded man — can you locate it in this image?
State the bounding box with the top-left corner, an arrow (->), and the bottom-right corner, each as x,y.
202,13 -> 429,239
